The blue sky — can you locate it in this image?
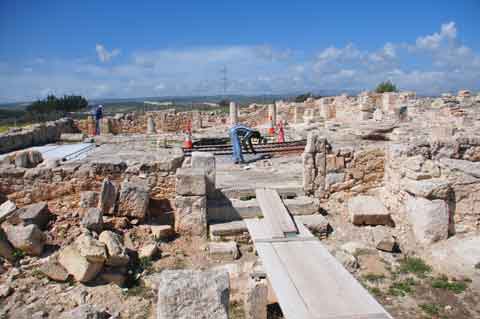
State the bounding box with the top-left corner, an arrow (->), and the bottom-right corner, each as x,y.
0,0 -> 479,102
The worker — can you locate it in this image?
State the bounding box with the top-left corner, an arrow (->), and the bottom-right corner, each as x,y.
229,124 -> 265,164
94,104 -> 103,135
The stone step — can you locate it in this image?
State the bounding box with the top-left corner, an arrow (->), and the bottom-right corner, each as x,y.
214,185 -> 304,200
207,196 -> 320,223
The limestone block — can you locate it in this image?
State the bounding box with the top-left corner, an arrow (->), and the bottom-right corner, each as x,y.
294,214 -> 329,235
348,195 -> 392,226
58,246 -> 103,283
99,267 -> 127,286
3,223 -> 45,256
39,258 -> 70,282
191,152 -> 216,195
325,172 -> 345,189
175,168 -> 207,196
245,279 -> 268,319
13,201 -> 52,229
305,133 -> 326,153
79,191 -> 99,209
147,116 -> 157,134
405,196 -> 449,245
157,269 -> 229,319
401,178 -> 451,200
208,241 -> 239,260
59,133 -> 86,142
139,243 -> 159,259
81,208 -> 103,233
117,180 -> 149,220
98,230 -> 129,266
174,195 -> 207,237
209,221 -> 247,239
75,232 -> 107,263
0,200 -> 17,223
98,178 -> 117,215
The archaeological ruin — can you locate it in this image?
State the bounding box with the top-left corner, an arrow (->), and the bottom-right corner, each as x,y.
1,89 -> 480,319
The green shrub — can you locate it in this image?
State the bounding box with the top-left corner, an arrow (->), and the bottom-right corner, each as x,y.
419,303 -> 440,316
375,80 -> 398,93
362,273 -> 386,283
399,257 -> 431,277
431,275 -> 468,294
388,278 -> 417,296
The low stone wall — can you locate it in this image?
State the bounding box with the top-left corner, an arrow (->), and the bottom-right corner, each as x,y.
302,133 -> 386,199
0,118 -> 78,154
0,155 -> 182,206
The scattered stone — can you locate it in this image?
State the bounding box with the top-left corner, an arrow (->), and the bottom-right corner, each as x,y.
13,202 -> 52,229
150,225 -> 174,240
3,223 -> 45,256
157,269 -> 229,319
81,208 -> 103,233
402,178 -> 451,200
208,241 -> 239,260
0,200 -> 17,223
0,284 -> 13,298
334,250 -> 359,272
98,179 -> 117,215
117,180 -> 149,220
175,167 -> 207,196
75,232 -> 107,263
139,243 -> 159,259
358,254 -> 389,277
405,196 -> 449,245
294,215 -> 329,235
341,241 -> 371,256
209,221 -> 247,240
15,150 -> 43,168
98,231 -> 129,266
0,228 -> 15,262
58,245 -> 103,283
39,258 -> 70,282
376,235 -> 399,253
348,195 -> 392,226
59,304 -> 108,319
79,191 -> 99,209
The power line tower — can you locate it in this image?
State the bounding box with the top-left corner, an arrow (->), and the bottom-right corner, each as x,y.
220,66 -> 228,97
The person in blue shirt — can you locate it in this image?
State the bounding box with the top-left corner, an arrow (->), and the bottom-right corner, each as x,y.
94,104 -> 103,135
229,124 -> 265,164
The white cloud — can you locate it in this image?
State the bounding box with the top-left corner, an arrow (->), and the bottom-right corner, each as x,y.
95,43 -> 120,62
1,21 -> 479,102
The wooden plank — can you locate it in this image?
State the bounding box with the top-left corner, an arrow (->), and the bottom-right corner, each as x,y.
254,242 -> 314,319
255,188 -> 298,237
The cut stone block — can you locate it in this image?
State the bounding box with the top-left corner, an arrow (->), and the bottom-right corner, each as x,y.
0,228 -> 15,262
191,152 -> 216,195
74,232 -> 107,263
405,196 -> 449,245
402,178 -> 451,200
39,258 -> 70,282
175,195 -> 207,237
58,245 -> 103,283
157,269 -> 229,319
117,180 -> 149,220
98,230 -> 129,266
3,223 -> 45,256
0,200 -> 16,223
208,241 -> 239,260
139,243 -> 159,259
209,220 -> 247,239
175,168 -> 207,196
348,195 -> 392,226
13,202 -> 52,229
81,208 -> 103,233
98,178 -> 117,214
245,279 -> 268,319
150,225 -> 174,239
79,191 -> 99,209
294,214 -> 329,235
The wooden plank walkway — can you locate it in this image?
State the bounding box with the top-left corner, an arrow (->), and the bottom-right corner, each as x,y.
246,188 -> 393,319
255,188 -> 298,237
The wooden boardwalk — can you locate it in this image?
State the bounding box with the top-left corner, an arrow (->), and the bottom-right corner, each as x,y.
245,189 -> 393,319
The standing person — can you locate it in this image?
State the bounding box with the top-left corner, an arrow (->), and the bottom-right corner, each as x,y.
95,104 -> 103,135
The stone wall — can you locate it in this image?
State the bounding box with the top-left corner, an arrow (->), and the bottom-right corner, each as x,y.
0,156 -> 182,207
0,118 -> 78,154
302,133 -> 385,199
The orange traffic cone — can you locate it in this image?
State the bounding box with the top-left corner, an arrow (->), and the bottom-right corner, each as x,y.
277,121 -> 285,143
183,132 -> 193,149
268,115 -> 275,136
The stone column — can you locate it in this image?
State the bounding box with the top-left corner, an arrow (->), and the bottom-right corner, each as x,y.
230,102 -> 238,125
175,168 -> 207,237
191,110 -> 202,130
269,103 -> 277,127
244,279 -> 268,319
100,118 -> 112,135
146,115 -> 157,134
303,133 -> 327,197
191,152 -> 216,197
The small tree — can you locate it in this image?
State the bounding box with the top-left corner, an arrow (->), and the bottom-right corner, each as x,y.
375,80 -> 398,93
295,93 -> 313,103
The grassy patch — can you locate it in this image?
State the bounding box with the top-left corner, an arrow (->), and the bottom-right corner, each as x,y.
30,268 -> 46,280
362,273 -> 386,284
367,286 -> 384,298
431,275 -> 468,294
399,256 -> 431,277
419,303 -> 440,316
12,249 -> 25,260
388,278 -> 417,297
229,301 -> 245,319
